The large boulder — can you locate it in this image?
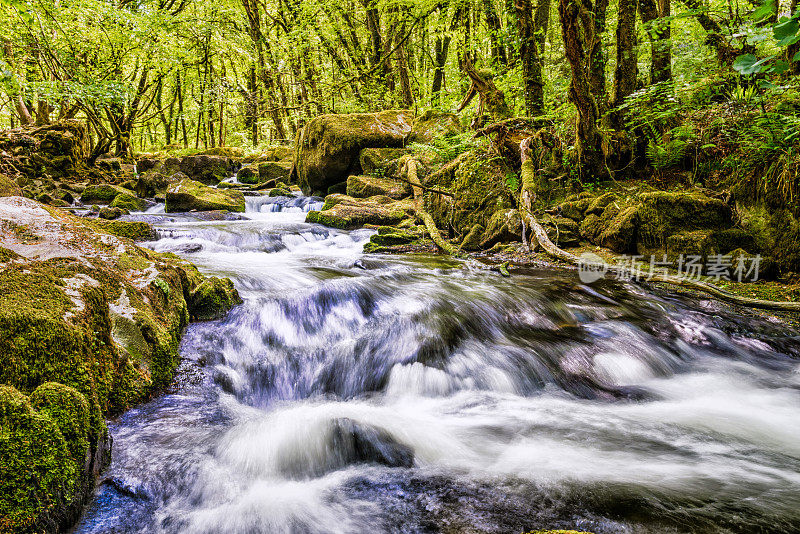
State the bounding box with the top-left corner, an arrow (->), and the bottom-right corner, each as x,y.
306,194 -> 414,230
346,175 -> 410,200
236,164 -> 260,184
178,155 -> 232,184
294,110 -> 414,195
636,191 -> 732,249
165,178 -> 245,213
409,110 -> 462,143
0,197 -> 240,531
0,173 -> 22,197
358,148 -> 408,175
258,161 -> 292,183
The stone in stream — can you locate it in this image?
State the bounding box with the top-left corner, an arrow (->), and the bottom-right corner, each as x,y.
293,110 -> 414,195
0,196 -> 241,532
80,183 -> 136,204
165,177 -> 246,213
306,194 -> 414,230
257,161 -> 292,183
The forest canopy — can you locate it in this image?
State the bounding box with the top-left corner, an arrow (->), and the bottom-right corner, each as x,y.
1,0 -> 799,162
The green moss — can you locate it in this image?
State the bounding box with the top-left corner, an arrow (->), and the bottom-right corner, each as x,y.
109,193 -> 145,212
636,191 -> 731,248
0,385 -> 76,533
86,219 -> 156,241
0,174 -> 22,197
165,177 -> 245,213
29,383 -> 91,469
346,175 -> 409,200
189,277 -> 242,321
268,187 -> 292,197
80,184 -> 135,204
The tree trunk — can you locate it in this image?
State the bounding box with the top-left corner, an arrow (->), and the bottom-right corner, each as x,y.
558,0 -> 606,178
483,0 -> 508,65
515,0 -> 545,116
639,0 -> 672,83
788,0 -> 800,75
611,0 -> 638,127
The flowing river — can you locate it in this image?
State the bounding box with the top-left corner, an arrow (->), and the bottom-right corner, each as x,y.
74,194 -> 800,534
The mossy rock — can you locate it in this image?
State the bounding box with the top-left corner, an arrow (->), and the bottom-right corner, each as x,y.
29,383 -> 91,472
199,146 -> 245,158
558,197 -> 593,221
268,187 -> 292,197
707,228 -> 757,255
257,161 -> 292,183
636,191 -> 732,248
306,195 -> 413,230
346,174 -> 410,200
177,155 -> 232,184
109,193 -> 145,212
87,219 -> 156,241
585,192 -> 617,215
294,110 -> 414,195
189,277 -> 242,321
543,216 -> 580,247
98,206 -> 127,220
368,231 -> 414,247
134,171 -> 170,198
80,184 -> 135,204
236,164 -> 260,184
461,224 -> 485,251
165,177 -> 245,213
260,146 -> 293,162
0,173 -> 22,197
665,230 -> 715,262
95,157 -> 122,173
738,205 -> 800,274
358,147 -> 408,175
481,209 -> 522,248
0,385 -> 76,533
409,110 -> 462,142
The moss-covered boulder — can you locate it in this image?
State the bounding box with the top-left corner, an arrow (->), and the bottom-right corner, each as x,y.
358,148 -> 408,175
188,276 -> 242,321
409,110 -> 462,142
258,161 -> 292,183
0,385 -> 78,533
165,178 -> 245,213
176,155 -> 232,185
294,110 -> 414,195
260,146 -> 293,162
98,206 -> 126,220
666,230 -> 715,261
346,175 -> 410,200
134,171 -> 171,198
0,197 -> 239,532
636,191 -> 732,248
109,192 -> 145,212
0,174 -> 22,197
428,150 -> 515,237
306,195 -> 413,230
80,184 -> 136,205
87,219 -> 157,241
236,164 -> 260,184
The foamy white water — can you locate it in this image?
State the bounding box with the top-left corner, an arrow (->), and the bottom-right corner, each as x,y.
75,193 -> 800,534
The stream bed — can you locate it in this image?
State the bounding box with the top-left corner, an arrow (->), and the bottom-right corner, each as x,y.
74,194 -> 800,534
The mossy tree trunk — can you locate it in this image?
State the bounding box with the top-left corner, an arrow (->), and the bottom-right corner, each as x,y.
483,0 -> 508,66
610,0 -> 638,128
514,0 -> 546,116
558,0 -> 607,178
457,54 -> 512,122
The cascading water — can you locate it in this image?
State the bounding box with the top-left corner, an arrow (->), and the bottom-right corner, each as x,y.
75,193 -> 800,534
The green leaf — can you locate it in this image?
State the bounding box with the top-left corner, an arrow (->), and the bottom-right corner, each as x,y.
752,0 -> 776,22
733,54 -> 774,75
773,18 -> 800,41
794,50 -> 800,61
770,60 -> 791,74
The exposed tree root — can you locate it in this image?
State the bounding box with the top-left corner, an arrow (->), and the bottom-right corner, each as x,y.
402,156 -> 460,256
517,139 -> 800,312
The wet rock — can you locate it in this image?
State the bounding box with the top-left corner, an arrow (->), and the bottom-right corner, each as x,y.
258,161 -> 292,183
346,174 -> 411,200
177,155 -> 232,184
409,109 -> 462,142
294,110 -> 414,195
189,276 -> 242,321
543,216 -> 580,247
481,209 -> 522,248
165,177 -> 245,213
134,171 -> 171,198
136,158 -> 158,174
306,195 -> 413,230
95,157 -> 123,173
87,219 -> 156,241
268,187 -> 292,197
